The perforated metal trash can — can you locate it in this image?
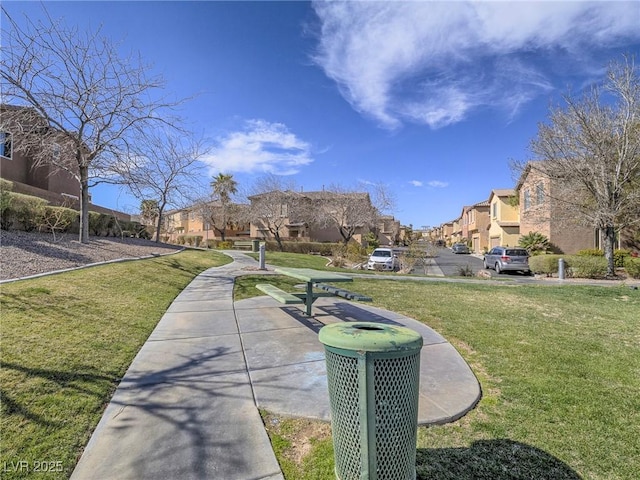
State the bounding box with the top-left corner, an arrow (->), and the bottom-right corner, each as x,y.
319,322 -> 423,480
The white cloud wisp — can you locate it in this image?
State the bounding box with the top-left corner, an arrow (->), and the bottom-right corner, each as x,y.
312,1 -> 640,129
203,119 -> 313,176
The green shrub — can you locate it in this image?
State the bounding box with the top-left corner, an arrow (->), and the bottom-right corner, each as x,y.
577,248 -> 604,257
528,254 -> 563,275
261,240 -> 336,255
39,206 -> 77,235
89,212 -> 115,236
5,193 -> 48,232
364,232 -> 379,250
176,235 -> 186,245
0,179 -> 14,230
217,240 -> 233,249
205,239 -> 216,249
346,241 -> 367,262
625,258 -> 640,279
568,255 -> 608,279
614,249 -> 631,268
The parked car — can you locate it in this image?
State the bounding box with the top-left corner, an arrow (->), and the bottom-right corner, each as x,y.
483,246 -> 531,274
367,248 -> 400,271
452,243 -> 470,254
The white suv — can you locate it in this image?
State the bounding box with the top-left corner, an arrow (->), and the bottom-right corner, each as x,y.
367,248 -> 400,271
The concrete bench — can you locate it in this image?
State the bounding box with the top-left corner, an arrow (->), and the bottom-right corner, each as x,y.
314,283 -> 372,302
233,241 -> 253,250
256,284 -> 304,305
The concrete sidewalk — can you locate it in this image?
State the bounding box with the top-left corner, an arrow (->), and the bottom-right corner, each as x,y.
71,251 -> 480,480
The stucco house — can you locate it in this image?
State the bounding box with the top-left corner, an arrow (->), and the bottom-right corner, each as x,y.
1,104 -> 131,222
516,163 -> 638,254
464,200 -> 491,253
1,104 -> 81,206
248,190 -> 374,243
488,189 -> 520,247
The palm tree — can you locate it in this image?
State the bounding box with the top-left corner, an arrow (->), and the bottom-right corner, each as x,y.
209,173 -> 238,241
519,231 -> 550,255
211,173 -> 238,203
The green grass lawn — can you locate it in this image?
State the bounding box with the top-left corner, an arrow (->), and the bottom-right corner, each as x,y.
3,249 -> 638,480
243,277 -> 640,480
0,250 -> 230,480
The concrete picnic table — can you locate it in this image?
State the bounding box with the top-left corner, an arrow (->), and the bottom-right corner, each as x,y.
274,267 -> 353,316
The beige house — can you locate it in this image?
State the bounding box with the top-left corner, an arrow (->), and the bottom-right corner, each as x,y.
163,190 -> 380,245
374,215 -> 401,246
516,164 -> 637,254
164,203 -> 250,242
451,217 -> 463,245
488,189 -> 520,247
464,200 -> 491,253
248,190 -> 375,244
440,221 -> 455,245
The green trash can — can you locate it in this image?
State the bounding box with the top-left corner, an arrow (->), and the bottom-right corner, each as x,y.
319,322 -> 423,480
251,239 -> 260,252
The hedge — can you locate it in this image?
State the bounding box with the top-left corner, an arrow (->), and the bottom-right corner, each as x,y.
626,258 -> 640,279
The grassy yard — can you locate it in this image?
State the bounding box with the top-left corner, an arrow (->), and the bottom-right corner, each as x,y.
0,250 -> 230,480
240,274 -> 640,480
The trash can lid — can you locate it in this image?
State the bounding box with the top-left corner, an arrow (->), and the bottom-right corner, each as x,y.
319,322 -> 423,353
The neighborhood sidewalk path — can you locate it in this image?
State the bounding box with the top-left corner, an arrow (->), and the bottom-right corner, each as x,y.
71,251 -> 480,480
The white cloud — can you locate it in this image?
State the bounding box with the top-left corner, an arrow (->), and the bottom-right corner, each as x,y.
428,180 -> 449,188
409,180 -> 423,187
311,1 -> 640,129
202,120 -> 313,175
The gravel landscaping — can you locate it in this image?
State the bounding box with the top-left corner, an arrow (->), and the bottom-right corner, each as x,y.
0,230 -> 184,281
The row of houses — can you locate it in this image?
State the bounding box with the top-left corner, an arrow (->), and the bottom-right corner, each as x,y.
430,168 -> 637,255
163,192 -> 405,246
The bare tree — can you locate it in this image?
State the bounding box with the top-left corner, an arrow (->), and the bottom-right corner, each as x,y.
313,184 -> 377,244
116,129 -> 206,243
0,7 -> 183,242
516,56 -> 640,277
246,174 -> 302,251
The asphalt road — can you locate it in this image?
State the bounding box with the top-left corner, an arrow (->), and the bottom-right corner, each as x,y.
426,247 -> 533,279
431,247 -> 484,276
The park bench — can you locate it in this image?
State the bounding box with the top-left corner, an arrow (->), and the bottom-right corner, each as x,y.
233,241 -> 253,250
256,284 -> 304,305
314,283 -> 372,302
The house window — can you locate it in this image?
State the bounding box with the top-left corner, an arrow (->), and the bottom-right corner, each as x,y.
523,189 -> 531,210
492,202 -> 497,218
0,132 -> 12,159
536,183 -> 545,205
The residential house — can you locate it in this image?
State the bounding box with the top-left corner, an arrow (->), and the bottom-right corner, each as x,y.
247,189 -> 375,243
440,221 -> 454,245
373,215 -> 401,246
1,104 -> 81,207
451,217 -> 463,245
516,163 -> 637,254
164,203 -> 250,242
488,189 -> 520,247
1,104 -> 131,222
464,200 -> 491,253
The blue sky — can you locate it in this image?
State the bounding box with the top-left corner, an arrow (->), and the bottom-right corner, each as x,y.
4,1 -> 640,228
